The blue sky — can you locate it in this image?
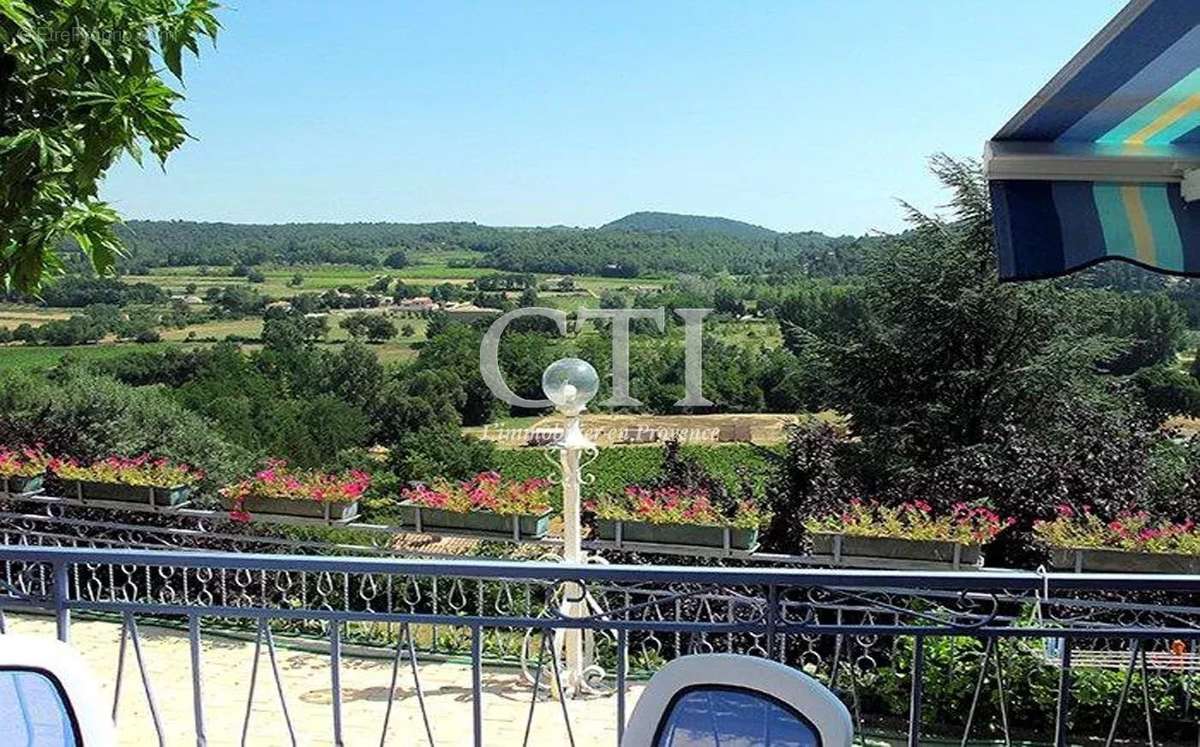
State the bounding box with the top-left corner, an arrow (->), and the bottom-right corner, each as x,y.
101,0 -> 1128,235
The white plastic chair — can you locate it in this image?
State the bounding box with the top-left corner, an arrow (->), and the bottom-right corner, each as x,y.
0,635 -> 114,746
622,654 -> 853,747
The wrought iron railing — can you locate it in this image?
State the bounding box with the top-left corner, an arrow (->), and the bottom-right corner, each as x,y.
3,545 -> 1200,746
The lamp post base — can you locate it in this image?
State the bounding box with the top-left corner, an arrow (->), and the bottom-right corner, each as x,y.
521,551 -> 612,699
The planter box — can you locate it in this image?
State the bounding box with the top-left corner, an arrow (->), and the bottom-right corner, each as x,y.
66,480 -> 192,507
1,473 -> 44,495
596,518 -> 758,551
397,500 -> 552,539
811,533 -> 980,567
1049,546 -> 1200,574
220,494 -> 359,522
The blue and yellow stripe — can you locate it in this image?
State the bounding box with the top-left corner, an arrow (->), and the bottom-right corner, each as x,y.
1091,183 -> 1184,271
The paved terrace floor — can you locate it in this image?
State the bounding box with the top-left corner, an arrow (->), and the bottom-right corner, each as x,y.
5,614 -> 643,746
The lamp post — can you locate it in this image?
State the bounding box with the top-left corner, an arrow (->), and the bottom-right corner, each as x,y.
541,357 -> 600,696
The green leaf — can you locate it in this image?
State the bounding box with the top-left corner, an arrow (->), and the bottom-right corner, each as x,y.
0,0 -> 33,31
0,0 -> 218,292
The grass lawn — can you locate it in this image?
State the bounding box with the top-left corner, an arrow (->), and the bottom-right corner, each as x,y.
721,320 -> 782,347
0,342 -> 180,371
159,317 -> 263,341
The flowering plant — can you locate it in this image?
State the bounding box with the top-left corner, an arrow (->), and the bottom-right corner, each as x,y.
400,472 -> 552,515
220,459 -> 370,517
0,446 -> 51,478
587,485 -> 768,530
805,500 -> 1013,545
1034,505 -> 1200,555
52,454 -> 203,487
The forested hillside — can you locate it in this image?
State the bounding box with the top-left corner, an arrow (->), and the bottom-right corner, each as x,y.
107,219 -> 869,278
601,211 -> 778,240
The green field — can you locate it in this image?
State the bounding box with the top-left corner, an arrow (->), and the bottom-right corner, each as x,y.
0,304 -> 72,328
0,342 -> 182,371
0,260 -> 751,373
125,261 -> 668,300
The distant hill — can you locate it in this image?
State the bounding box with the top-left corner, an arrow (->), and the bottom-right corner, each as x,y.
602,212 -> 778,241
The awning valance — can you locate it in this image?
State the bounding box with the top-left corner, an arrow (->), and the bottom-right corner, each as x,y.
987,0 -> 1200,280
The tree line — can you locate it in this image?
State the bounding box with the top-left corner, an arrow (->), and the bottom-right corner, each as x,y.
84,220 -> 872,279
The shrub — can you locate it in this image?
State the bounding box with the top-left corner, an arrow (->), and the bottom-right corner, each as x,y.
1133,365 -> 1200,421
388,429 -> 495,485
761,422 -> 854,553
871,633 -> 1183,738
0,369 -> 251,489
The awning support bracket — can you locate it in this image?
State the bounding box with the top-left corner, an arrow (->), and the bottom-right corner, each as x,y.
984,141 -> 1200,188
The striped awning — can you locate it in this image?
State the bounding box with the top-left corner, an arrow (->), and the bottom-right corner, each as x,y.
987,0 -> 1200,280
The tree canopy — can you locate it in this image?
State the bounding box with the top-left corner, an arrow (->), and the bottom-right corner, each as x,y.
0,0 -> 219,292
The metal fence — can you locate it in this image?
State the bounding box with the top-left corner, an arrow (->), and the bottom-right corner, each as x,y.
3,545 -> 1200,746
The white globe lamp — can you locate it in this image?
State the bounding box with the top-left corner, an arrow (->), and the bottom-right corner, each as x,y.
542,357 -> 599,415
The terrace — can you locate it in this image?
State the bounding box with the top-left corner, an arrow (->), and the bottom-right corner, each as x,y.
2,538 -> 1200,747
1,538 -> 1199,746
2,497 -> 1200,746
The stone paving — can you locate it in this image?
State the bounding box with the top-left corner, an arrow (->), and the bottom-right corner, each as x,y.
4,614 -> 643,746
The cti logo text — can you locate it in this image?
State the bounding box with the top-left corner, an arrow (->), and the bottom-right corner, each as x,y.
479,307 -> 713,409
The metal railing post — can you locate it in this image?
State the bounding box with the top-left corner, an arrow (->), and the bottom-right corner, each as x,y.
472,624 -> 484,746
908,635 -> 925,747
189,614 -> 207,747
53,561 -> 69,643
330,622 -> 344,747
616,628 -> 628,746
1055,637 -> 1072,747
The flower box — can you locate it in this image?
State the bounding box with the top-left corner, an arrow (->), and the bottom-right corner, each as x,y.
0,473 -> 44,495
1048,546 -> 1200,574
589,485 -> 769,552
0,447 -> 52,496
219,494 -> 359,522
66,479 -> 192,507
220,460 -> 370,523
397,499 -> 552,539
596,518 -> 758,550
811,532 -> 980,567
398,472 -> 554,539
52,455 -> 201,509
